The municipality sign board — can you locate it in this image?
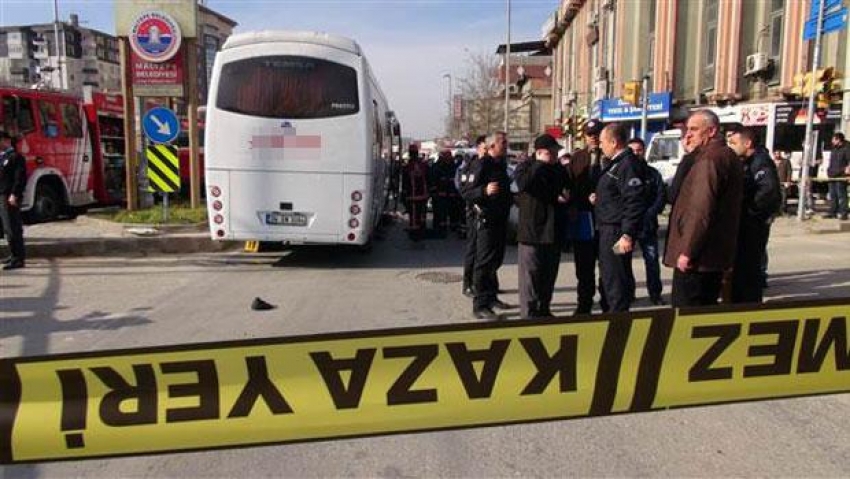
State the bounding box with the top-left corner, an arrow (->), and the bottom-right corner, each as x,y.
115,0 -> 197,38
142,107 -> 180,144
130,11 -> 182,63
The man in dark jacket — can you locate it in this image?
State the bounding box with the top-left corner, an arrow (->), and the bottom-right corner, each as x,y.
458,136 -> 488,296
429,150 -> 458,237
628,137 -> 666,305
825,132 -> 849,220
592,123 -> 646,312
773,150 -> 793,216
664,111 -> 744,307
514,134 -> 567,319
461,132 -> 512,320
565,120 -> 604,314
727,128 -> 781,303
0,131 -> 27,270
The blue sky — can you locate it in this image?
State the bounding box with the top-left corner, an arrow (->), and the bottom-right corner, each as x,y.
1,0 -> 558,138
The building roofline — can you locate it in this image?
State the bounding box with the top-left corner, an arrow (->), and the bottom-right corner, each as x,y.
0,23 -> 116,38
199,4 -> 238,28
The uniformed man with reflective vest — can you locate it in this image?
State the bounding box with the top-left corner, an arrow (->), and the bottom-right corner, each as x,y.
402,145 -> 430,240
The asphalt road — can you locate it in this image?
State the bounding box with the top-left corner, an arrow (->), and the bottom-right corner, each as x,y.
1,218 -> 849,477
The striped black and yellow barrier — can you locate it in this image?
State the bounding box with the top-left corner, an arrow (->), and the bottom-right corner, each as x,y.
0,298 -> 847,463
145,145 -> 180,193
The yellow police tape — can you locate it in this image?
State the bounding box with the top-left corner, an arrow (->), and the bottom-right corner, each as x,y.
1,298 -> 848,463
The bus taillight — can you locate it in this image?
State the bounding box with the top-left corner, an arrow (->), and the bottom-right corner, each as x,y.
348,218 -> 360,229
350,204 -> 361,215
351,191 -> 363,202
211,186 -> 222,198
216,229 -> 226,238
213,200 -> 223,211
214,214 -> 224,225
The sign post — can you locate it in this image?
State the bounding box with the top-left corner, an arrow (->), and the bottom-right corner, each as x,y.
799,0 -> 827,221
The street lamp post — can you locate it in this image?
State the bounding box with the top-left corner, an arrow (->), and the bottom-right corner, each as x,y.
443,73 -> 452,138
505,0 -> 511,137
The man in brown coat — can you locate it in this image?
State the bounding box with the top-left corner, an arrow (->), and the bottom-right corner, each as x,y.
663,110 -> 743,306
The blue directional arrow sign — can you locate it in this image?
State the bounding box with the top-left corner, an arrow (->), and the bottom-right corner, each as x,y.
810,0 -> 843,18
804,7 -> 848,40
142,107 -> 180,144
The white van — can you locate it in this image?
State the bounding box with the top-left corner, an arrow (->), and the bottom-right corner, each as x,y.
646,129 -> 684,185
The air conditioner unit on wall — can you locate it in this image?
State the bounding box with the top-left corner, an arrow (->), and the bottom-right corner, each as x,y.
744,53 -> 770,77
594,66 -> 608,81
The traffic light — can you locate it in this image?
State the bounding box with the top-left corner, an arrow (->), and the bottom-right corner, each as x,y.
623,81 -> 641,107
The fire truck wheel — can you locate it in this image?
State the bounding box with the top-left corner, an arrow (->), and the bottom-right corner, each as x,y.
32,183 -> 63,223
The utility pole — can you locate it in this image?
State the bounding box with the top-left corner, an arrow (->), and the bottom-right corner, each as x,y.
443,73 -> 452,138
798,0 -> 826,221
504,0 -> 511,137
640,73 -> 650,142
52,0 -> 62,89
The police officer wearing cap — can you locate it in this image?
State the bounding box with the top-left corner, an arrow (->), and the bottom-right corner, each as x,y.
591,123 -> 646,312
514,133 -> 567,319
565,119 -> 605,314
461,132 -> 512,320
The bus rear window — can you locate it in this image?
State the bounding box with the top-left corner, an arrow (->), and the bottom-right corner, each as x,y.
216,56 -> 359,119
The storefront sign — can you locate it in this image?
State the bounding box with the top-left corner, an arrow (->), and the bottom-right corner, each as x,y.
599,92 -> 671,122
774,102 -> 842,125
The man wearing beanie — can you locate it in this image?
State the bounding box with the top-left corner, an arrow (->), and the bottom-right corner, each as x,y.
514,133 -> 567,319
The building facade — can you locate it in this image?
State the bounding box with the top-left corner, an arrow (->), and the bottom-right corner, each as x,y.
0,16 -> 121,94
546,0 -> 849,155
0,4 -> 236,106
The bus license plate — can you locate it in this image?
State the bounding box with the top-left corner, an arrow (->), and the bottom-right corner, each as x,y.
265,212 -> 308,226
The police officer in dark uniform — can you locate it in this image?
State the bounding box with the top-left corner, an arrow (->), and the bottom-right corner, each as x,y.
565,120 -> 605,314
727,127 -> 781,303
592,123 -> 646,312
0,131 -> 27,270
458,136 -> 488,296
429,150 -> 458,237
461,132 -> 512,320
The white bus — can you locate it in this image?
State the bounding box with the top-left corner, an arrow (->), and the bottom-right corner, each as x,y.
204,31 -> 398,246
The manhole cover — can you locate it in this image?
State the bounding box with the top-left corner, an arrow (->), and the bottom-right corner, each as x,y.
415,271 -> 463,284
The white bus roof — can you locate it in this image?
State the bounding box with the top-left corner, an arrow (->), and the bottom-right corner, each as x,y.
222,30 -> 362,56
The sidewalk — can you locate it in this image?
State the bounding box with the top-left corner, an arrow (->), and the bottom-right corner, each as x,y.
1,212 -> 846,259
2,215 -> 239,259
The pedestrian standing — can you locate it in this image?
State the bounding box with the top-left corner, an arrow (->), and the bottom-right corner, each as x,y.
727,128 -> 781,304
664,111 -> 744,307
773,150 -> 793,216
429,150 -> 457,237
628,137 -> 666,305
402,145 -> 429,240
0,131 -> 27,270
824,132 -> 849,220
565,120 -> 604,314
591,124 -> 646,312
458,136 -> 488,296
514,134 -> 566,319
461,132 -> 512,320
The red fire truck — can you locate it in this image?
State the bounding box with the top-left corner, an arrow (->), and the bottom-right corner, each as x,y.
0,86 -> 127,222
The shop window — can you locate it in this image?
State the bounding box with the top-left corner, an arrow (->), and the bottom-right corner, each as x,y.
702,0 -> 718,91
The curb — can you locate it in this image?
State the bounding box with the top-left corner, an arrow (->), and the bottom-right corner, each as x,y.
24,235 -> 241,259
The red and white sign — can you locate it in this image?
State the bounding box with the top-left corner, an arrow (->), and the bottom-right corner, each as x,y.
129,10 -> 182,63
131,47 -> 185,97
